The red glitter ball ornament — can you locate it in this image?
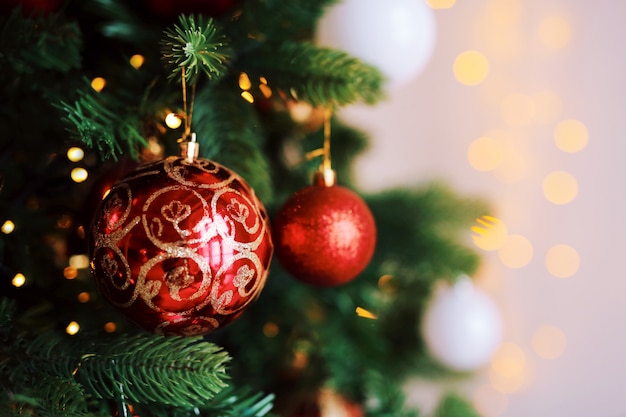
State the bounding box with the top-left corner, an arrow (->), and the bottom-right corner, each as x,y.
273,172 -> 376,287
88,156 -> 273,336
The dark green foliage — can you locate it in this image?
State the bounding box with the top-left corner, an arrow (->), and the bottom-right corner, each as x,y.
434,392 -> 482,417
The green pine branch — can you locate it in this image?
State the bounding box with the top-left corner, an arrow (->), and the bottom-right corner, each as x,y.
239,41 -> 384,106
161,15 -> 231,84
434,392 -> 482,417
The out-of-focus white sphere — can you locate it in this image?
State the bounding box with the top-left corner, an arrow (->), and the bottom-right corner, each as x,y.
421,276 -> 502,372
316,0 -> 437,89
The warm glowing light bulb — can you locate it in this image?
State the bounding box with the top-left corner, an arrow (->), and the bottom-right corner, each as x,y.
71,167 -> 89,183
489,343 -> 527,393
241,91 -> 254,103
538,15 -> 572,49
66,321 -> 80,335
1,220 -> 15,234
545,244 -> 580,278
498,234 -> 533,269
554,119 -> 588,153
66,147 -> 84,162
238,72 -> 252,90
355,307 -> 377,319
63,266 -> 78,279
454,50 -> 489,86
129,54 -> 145,69
165,113 -> 183,129
91,77 -> 106,92
69,254 -> 90,269
259,83 -> 272,98
468,136 -> 504,172
543,171 -> 577,205
12,273 -> 26,287
77,292 -> 91,303
426,0 -> 456,8
533,325 -> 567,359
471,215 -> 508,251
104,322 -> 117,333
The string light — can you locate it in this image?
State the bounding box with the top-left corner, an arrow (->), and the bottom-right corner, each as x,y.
66,147 -> 84,162
238,72 -> 252,90
66,321 -> 81,335
129,54 -> 145,69
165,112 -> 183,129
545,244 -> 580,278
471,215 -> 508,251
69,254 -> 90,269
355,307 -> 377,319
70,167 -> 88,183
104,322 -> 117,333
543,171 -> 577,204
241,91 -> 254,103
554,119 -> 588,153
63,266 -> 78,279
91,77 -> 106,92
77,292 -> 91,303
1,220 -> 15,234
454,50 -> 489,86
12,273 -> 26,287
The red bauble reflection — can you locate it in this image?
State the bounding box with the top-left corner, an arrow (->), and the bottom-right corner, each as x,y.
89,156 -> 273,336
273,181 -> 376,287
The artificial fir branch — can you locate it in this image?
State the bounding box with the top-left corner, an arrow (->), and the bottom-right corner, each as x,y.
434,392 -> 482,417
239,41 -> 384,106
161,15 -> 231,84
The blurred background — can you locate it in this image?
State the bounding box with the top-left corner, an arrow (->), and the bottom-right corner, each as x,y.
326,0 -> 626,416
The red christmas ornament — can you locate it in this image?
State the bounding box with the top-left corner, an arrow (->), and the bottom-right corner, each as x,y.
89,155 -> 273,336
273,171 -> 376,287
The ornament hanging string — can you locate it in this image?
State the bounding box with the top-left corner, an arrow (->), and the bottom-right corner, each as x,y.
181,67 -> 197,139
305,106 -> 335,186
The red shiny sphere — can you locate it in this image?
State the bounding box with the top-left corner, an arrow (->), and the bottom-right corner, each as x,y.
273,184 -> 376,287
89,156 -> 273,336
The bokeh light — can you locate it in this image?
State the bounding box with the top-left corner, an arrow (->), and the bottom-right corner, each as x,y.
498,234 -> 533,268
489,342 -> 527,393
546,244 -> 580,278
165,113 -> 182,129
471,215 -> 508,251
129,54 -> 145,69
468,136 -> 504,172
538,15 -> 572,49
241,91 -> 255,103
454,50 -> 489,86
63,266 -> 78,279
501,93 -> 534,127
263,322 -> 279,337
239,72 -> 252,90
1,220 -> 15,234
12,273 -> 26,287
554,119 -> 588,153
77,292 -> 91,303
66,321 -> 80,335
543,171 -> 578,204
532,325 -> 567,359
66,147 -> 84,162
426,0 -> 456,9
91,77 -> 106,92
69,254 -> 90,269
104,322 -> 117,333
70,167 -> 89,183
533,90 -> 562,123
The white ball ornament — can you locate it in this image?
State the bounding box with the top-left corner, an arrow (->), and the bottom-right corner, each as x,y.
421,276 -> 502,372
316,0 -> 437,89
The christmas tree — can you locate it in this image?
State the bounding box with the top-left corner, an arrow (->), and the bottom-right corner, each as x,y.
0,1 -> 491,416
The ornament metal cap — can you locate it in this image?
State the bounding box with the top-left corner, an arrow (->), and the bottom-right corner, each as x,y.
313,167 -> 336,187
180,132 -> 199,162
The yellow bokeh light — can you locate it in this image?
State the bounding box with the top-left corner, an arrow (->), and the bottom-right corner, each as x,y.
355,307 -> 378,320
259,83 -> 272,98
454,50 -> 489,86
69,254 -> 90,269
66,321 -> 80,335
538,15 -> 572,49
77,292 -> 91,303
91,77 -> 106,92
238,72 -> 252,90
63,266 -> 78,280
554,119 -> 588,153
468,136 -> 504,172
532,325 -> 567,359
473,384 -> 509,417
66,146 -> 84,162
543,171 -> 577,205
129,54 -> 145,69
12,273 -> 26,287
533,91 -> 562,123
489,343 -> 527,393
1,220 -> 15,234
545,244 -> 580,278
71,167 -> 88,183
241,91 -> 255,103
263,322 -> 279,337
104,322 -> 117,333
498,234 -> 533,268
471,215 -> 508,251
501,93 -> 534,128
165,112 -> 183,129
426,0 -> 456,9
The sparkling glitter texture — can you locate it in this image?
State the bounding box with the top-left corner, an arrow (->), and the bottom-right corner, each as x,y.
273,183 -> 376,287
89,156 -> 273,336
